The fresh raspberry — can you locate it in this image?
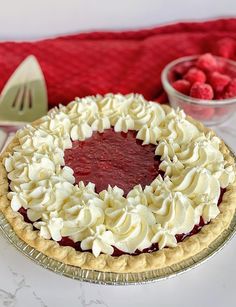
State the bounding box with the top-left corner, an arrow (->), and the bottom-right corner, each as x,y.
172,80 -> 191,95
224,78 -> 236,98
190,82 -> 214,100
209,72 -> 231,93
183,68 -> 206,84
214,92 -> 224,100
173,62 -> 194,78
196,53 -> 218,72
216,58 -> 227,73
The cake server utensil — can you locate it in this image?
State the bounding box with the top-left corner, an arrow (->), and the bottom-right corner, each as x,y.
0,55 -> 48,123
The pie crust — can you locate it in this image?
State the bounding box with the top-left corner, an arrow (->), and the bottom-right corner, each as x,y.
0,104 -> 235,273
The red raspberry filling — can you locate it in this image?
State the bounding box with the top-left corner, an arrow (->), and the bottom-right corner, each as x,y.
64,129 -> 160,195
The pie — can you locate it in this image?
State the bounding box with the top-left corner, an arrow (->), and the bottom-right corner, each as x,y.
0,93 -> 235,273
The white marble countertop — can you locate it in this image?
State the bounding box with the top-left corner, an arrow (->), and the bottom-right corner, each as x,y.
0,115 -> 236,307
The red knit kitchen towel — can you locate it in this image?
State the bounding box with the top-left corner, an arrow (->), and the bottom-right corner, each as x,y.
1,18 -> 236,108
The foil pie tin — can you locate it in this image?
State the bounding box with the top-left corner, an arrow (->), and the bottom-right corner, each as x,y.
0,146 -> 236,285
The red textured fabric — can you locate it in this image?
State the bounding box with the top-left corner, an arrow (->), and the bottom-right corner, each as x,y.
1,18 -> 236,108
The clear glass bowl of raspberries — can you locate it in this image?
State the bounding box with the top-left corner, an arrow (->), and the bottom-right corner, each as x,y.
161,53 -> 236,126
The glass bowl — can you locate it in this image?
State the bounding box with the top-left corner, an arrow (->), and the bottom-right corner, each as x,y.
161,55 -> 236,126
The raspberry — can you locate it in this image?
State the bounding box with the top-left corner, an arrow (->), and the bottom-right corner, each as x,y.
190,82 -> 214,100
172,80 -> 191,95
196,53 -> 218,72
184,68 -> 206,84
209,72 -> 231,93
224,78 -> 236,98
216,58 -> 227,73
173,62 -> 194,78
214,92 -> 224,100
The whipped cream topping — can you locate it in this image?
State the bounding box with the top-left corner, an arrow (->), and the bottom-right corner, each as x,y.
151,190 -> 199,233
3,94 -> 235,257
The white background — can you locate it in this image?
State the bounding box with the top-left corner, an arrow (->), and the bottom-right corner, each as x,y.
0,1 -> 236,307
0,0 -> 236,40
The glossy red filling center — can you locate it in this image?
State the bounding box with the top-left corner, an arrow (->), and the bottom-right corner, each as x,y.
17,128 -> 226,256
64,129 -> 160,195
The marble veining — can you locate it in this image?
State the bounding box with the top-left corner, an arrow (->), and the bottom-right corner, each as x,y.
0,267 -> 47,307
77,284 -> 109,307
32,291 -> 48,307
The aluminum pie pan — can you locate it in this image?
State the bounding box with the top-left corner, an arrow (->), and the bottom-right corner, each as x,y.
0,208 -> 236,285
0,149 -> 236,285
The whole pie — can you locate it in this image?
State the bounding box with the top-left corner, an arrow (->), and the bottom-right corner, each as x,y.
0,94 -> 235,273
